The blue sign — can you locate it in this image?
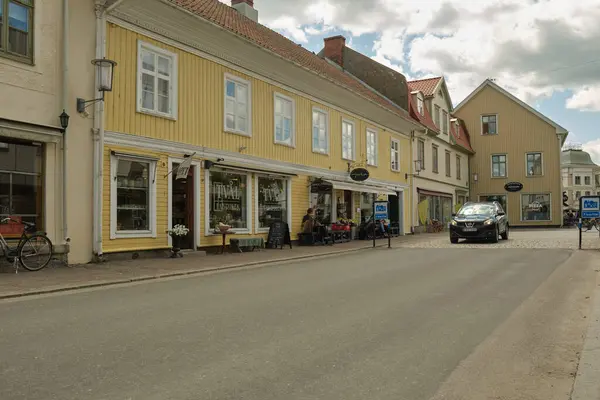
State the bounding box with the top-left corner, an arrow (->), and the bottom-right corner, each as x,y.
374,201 -> 389,220
581,196 -> 600,218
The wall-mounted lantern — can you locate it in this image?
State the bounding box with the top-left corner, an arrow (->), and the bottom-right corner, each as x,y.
59,110 -> 70,132
76,58 -> 118,113
405,160 -> 422,180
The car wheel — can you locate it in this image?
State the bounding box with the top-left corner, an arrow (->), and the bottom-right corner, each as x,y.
491,227 -> 499,243
501,225 -> 509,240
450,236 -> 459,244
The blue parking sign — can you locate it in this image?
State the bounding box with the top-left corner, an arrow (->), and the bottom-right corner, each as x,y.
580,196 -> 600,218
374,201 -> 389,220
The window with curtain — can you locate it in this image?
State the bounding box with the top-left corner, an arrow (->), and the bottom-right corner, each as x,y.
526,152 -> 543,176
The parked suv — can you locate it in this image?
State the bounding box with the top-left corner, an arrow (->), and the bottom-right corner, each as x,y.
449,201 -> 509,244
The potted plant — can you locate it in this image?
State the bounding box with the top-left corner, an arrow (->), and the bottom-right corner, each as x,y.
167,224 -> 189,258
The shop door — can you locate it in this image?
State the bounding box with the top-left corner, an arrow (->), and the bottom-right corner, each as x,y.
171,164 -> 195,249
389,194 -> 399,223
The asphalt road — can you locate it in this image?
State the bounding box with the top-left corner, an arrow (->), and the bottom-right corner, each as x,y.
0,248 -> 594,400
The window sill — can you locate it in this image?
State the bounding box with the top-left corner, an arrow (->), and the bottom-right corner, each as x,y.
481,133 -> 499,136
391,169 -> 401,173
137,108 -> 177,121
342,157 -> 355,162
526,175 -> 544,178
112,231 -> 156,239
275,140 -> 296,148
225,128 -> 252,137
367,162 -> 378,168
433,171 -> 439,174
0,51 -> 35,67
491,176 -> 507,179
312,150 -> 329,156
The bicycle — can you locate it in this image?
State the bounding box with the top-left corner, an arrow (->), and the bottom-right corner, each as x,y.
0,218 -> 54,272
582,218 -> 600,232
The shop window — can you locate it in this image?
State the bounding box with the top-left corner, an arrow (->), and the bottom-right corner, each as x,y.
208,169 -> 250,232
366,128 -> 377,166
391,139 -> 400,171
224,73 -> 251,136
482,114 -> 498,135
432,145 -> 439,173
521,193 -> 551,221
111,154 -> 156,239
341,119 -> 355,160
312,107 -> 329,154
491,154 -> 507,177
360,192 -> 374,222
479,194 -> 507,213
310,190 -> 332,225
526,152 -> 543,176
0,139 -> 43,235
274,93 -> 294,146
137,41 -> 178,118
0,0 -> 33,63
256,176 -> 288,231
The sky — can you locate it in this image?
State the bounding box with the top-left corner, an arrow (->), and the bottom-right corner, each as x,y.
220,0 -> 600,161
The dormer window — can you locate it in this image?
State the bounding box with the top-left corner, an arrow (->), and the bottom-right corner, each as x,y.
412,91 -> 424,115
417,97 -> 424,115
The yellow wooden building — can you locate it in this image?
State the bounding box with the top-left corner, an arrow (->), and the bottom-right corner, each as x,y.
95,0 -> 421,256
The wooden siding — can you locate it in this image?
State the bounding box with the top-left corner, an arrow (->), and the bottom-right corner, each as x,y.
455,86 -> 562,225
104,23 -> 410,184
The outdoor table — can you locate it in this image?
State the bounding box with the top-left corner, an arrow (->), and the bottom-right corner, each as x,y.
213,230 -> 233,254
230,237 -> 265,253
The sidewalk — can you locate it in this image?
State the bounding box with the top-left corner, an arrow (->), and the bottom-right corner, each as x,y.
0,234 -> 437,299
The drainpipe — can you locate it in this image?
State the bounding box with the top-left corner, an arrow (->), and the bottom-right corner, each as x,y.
62,0 -> 70,250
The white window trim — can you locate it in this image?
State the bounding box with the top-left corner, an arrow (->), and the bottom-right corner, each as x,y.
366,127 -> 378,167
525,152 -> 544,177
491,153 -> 508,178
417,139 -> 426,171
341,118 -> 356,161
273,92 -> 296,147
481,114 -> 499,135
432,144 -> 439,173
204,168 -> 253,235
224,72 -> 252,137
167,157 -> 201,248
110,153 -> 158,239
312,106 -> 329,155
136,40 -> 179,120
417,96 -> 424,115
519,192 -> 552,222
390,138 -> 400,172
445,150 -> 452,177
478,194 -> 508,214
442,110 -> 448,134
254,174 -> 292,233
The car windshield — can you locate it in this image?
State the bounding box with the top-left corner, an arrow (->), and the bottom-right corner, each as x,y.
457,204 -> 495,218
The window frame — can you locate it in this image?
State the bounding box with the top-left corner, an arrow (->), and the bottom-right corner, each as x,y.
366,127 -> 378,167
456,155 -> 461,180
520,193 -> 552,222
341,118 -> 356,161
442,110 -> 448,134
109,153 -> 158,240
224,72 -> 252,137
434,105 -> 440,127
481,114 -> 498,135
390,138 -> 400,172
254,174 -> 292,233
584,176 -> 591,185
312,106 -> 329,155
417,95 -> 424,115
575,175 -> 581,185
491,153 -> 507,178
273,92 -> 295,147
445,150 -> 451,177
0,0 -> 35,64
432,144 -> 439,173
204,168 -> 252,235
136,40 -> 179,120
525,152 -> 544,177
417,139 -> 425,171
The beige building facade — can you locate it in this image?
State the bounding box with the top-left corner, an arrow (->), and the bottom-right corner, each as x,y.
561,145 -> 600,211
455,79 -> 568,227
0,0 -> 98,263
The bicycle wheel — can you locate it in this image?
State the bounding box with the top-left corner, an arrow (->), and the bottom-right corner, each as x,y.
19,234 -> 53,271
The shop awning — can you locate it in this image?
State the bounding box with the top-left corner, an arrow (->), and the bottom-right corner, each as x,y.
418,188 -> 453,198
324,180 -> 397,196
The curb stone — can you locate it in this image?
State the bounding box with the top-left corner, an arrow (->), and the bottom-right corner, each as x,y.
0,243 -> 390,300
571,269 -> 600,400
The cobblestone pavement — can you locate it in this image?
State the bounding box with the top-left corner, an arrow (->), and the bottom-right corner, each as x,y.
399,227 -> 600,249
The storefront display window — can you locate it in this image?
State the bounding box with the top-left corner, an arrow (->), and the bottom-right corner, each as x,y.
521,193 -> 551,221
360,192 -> 374,222
257,176 -> 288,230
0,139 -> 43,235
209,170 -> 249,231
417,191 -> 453,226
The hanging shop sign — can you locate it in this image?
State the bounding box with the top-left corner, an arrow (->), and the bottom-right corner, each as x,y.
349,168 -> 370,182
504,182 -> 523,192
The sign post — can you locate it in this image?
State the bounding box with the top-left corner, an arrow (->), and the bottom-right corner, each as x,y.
374,199 -> 390,248
579,195 -> 600,249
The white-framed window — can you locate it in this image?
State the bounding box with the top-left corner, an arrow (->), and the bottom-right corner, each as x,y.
521,193 -> 551,222
312,107 -> 329,154
482,114 -> 498,135
390,139 -> 400,172
274,93 -> 295,146
366,128 -> 378,166
434,105 -> 440,127
491,154 -> 507,177
137,41 -> 178,119
224,73 -> 251,136
341,119 -> 355,160
417,96 -> 424,115
526,152 -> 543,176
205,168 -> 252,234
442,110 -> 448,134
110,153 -> 157,239
255,175 -> 291,232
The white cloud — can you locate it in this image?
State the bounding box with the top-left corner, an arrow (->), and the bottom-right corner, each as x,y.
583,139 -> 600,164
566,85 -> 600,112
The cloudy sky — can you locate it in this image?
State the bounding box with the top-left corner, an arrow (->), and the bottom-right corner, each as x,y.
221,0 -> 600,160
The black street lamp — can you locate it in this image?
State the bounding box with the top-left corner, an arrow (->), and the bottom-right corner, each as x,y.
59,110 -> 70,132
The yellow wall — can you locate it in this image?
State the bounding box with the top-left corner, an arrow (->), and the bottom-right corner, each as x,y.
455,85 -> 562,225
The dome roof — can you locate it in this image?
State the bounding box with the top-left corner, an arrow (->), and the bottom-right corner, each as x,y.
561,149 -> 598,166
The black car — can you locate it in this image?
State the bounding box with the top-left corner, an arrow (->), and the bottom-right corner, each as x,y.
449,201 -> 509,244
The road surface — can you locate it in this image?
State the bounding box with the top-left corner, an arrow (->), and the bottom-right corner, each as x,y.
0,247 -> 594,400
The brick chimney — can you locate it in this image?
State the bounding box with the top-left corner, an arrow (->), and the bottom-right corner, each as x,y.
232,0 -> 258,22
323,35 -> 346,68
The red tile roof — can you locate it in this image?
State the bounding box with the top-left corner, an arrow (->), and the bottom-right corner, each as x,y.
450,117 -> 474,153
167,0 -> 415,123
407,86 -> 439,134
408,77 -> 442,97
